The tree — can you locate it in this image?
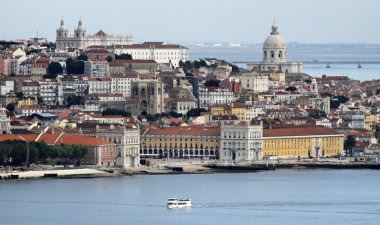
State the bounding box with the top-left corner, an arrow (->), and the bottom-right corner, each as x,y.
16,92 -> 24,99
37,96 -> 44,105
77,54 -> 88,61
145,114 -> 157,122
186,108 -> 207,118
204,79 -> 220,87
66,95 -> 84,107
102,108 -> 131,117
106,55 -> 113,62
345,135 -> 356,155
285,86 -> 298,92
6,103 -> 15,112
66,57 -> 84,75
231,64 -> 240,74
47,62 -> 63,76
304,79 -> 312,84
115,53 -> 132,60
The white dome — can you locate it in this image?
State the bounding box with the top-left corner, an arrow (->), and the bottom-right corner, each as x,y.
263,24 -> 285,49
76,19 -> 85,32
58,19 -> 68,32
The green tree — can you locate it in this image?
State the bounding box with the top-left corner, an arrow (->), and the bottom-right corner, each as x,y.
106,55 -> 113,62
231,64 -> 240,74
6,103 -> 15,112
47,62 -> 63,76
16,92 -> 24,99
102,108 -> 131,117
204,79 -> 220,87
145,114 -> 157,122
186,108 -> 207,118
115,53 -> 132,60
345,135 -> 356,155
77,54 -> 88,61
66,95 -> 84,107
285,86 -> 298,92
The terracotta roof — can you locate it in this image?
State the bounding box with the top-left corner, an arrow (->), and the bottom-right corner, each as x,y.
0,133 -> 114,146
263,126 -> 342,138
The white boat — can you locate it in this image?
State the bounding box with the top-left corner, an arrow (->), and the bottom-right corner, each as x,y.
167,197 -> 192,209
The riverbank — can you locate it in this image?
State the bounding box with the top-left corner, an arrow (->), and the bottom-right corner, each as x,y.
1,160 -> 379,181
0,168 -> 116,180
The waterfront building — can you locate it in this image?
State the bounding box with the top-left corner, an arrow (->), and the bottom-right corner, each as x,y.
56,19 -> 132,50
220,121 -> 263,161
141,124 -> 220,159
262,126 -> 344,159
247,23 -> 302,73
0,133 -> 117,166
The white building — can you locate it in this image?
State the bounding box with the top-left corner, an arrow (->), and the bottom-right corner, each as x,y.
88,42 -> 189,67
199,87 -> 235,109
88,77 -> 111,94
0,80 -> 14,95
241,72 -> 269,92
247,23 -> 302,73
84,60 -> 109,78
39,79 -> 63,105
56,19 -> 132,50
110,73 -> 138,97
220,121 -> 263,161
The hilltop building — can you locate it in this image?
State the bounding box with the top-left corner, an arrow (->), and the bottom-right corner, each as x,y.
247,23 -> 302,73
56,19 -> 133,50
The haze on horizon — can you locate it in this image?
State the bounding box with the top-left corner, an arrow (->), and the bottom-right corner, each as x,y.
1,0 -> 379,44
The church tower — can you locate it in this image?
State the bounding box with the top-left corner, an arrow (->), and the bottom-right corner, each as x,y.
56,18 -> 68,49
310,78 -> 318,96
74,19 -> 87,49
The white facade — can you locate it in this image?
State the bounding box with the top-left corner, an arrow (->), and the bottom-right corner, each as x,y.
220,121 -> 263,161
84,60 -> 109,78
247,23 -> 303,73
39,79 -> 63,105
95,42 -> 189,67
0,80 -> 14,95
110,73 -> 138,97
199,87 -> 235,109
241,72 -> 269,92
56,19 -> 132,50
88,78 -> 111,94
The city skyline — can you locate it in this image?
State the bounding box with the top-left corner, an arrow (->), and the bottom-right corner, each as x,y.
1,0 -> 379,44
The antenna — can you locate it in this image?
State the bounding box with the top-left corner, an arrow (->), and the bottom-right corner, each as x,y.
274,18 -> 276,25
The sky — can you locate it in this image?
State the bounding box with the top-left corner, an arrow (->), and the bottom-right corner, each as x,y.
1,0 -> 379,44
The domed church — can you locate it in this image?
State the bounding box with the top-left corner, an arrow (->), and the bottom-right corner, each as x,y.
247,23 -> 302,73
56,18 -> 133,50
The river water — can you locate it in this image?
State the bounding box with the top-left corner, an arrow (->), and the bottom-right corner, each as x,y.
189,45 -> 380,81
0,169 -> 379,225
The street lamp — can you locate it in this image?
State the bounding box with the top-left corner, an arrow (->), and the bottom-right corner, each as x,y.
18,135 -> 30,168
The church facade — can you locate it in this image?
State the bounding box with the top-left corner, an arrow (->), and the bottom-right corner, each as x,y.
55,19 -> 133,50
247,23 -> 302,73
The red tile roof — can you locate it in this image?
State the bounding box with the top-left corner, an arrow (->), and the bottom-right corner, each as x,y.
263,126 -> 342,138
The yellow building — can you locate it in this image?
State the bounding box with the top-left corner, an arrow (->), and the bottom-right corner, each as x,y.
263,126 -> 344,159
210,103 -> 246,122
365,114 -> 374,131
17,97 -> 37,108
141,124 -> 220,159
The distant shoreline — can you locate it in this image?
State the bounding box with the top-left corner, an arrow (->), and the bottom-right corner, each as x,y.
1,162 -> 379,181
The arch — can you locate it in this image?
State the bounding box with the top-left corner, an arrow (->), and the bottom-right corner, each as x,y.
133,87 -> 138,96
141,100 -> 147,111
140,149 -> 143,154
179,150 -> 183,158
150,87 -> 155,95
270,51 -> 275,59
278,50 -> 283,59
158,88 -> 162,95
185,150 -> 188,155
205,150 -> 209,156
143,149 -> 147,154
195,150 -> 198,155
141,88 -> 146,96
210,150 -> 214,156
159,149 -> 163,155
154,149 -> 157,154
190,150 -> 194,155
200,150 -> 204,155
148,149 -> 152,154
264,51 -> 267,60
